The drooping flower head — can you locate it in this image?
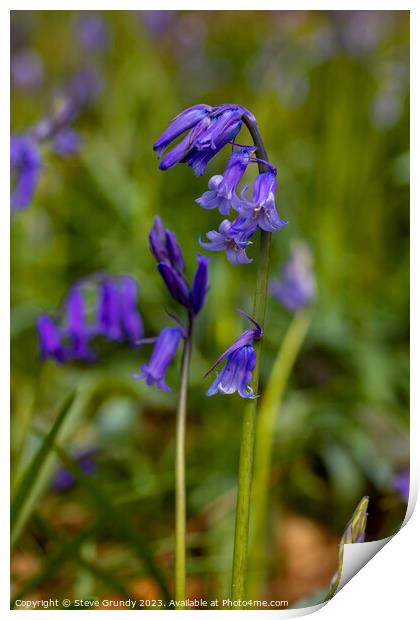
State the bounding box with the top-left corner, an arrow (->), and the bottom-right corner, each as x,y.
134,218 -> 209,393
205,312 -> 262,399
271,243 -> 316,312
154,104 -> 253,176
133,327 -> 183,392
154,103 -> 288,265
10,135 -> 41,213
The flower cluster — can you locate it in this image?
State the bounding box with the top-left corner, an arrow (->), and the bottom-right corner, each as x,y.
133,217 -> 209,392
205,312 -> 262,399
271,243 -> 316,312
154,103 -> 288,264
37,275 -> 143,364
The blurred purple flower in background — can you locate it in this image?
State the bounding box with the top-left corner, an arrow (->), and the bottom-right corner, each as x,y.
52,127 -> 82,157
11,48 -> 44,90
65,287 -> 96,362
141,10 -> 176,37
37,315 -> 67,364
37,275 -> 144,364
393,468 -> 410,502
75,12 -> 111,53
51,447 -> 97,493
10,135 -> 41,213
271,243 -> 316,312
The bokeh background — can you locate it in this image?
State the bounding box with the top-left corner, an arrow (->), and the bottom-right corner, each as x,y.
11,10 -> 409,608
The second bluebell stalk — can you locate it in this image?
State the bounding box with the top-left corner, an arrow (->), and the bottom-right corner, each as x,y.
134,216 -> 209,603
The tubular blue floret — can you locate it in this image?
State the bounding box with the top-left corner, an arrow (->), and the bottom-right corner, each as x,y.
199,218 -> 256,265
153,104 -> 212,157
234,171 -> 288,233
149,216 -> 186,274
206,345 -> 257,399
190,254 -> 209,316
158,262 -> 191,308
205,313 -> 262,379
196,148 -> 254,215
133,326 -> 183,392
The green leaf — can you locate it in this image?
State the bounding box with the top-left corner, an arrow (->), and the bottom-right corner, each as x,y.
10,391 -> 77,549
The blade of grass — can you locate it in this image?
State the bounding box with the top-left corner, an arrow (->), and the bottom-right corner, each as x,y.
10,391 -> 77,549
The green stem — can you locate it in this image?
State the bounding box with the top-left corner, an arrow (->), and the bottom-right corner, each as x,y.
230,115 -> 272,603
175,327 -> 193,602
247,308 -> 312,599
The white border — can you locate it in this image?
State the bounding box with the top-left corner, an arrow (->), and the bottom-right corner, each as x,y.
4,2 -> 417,618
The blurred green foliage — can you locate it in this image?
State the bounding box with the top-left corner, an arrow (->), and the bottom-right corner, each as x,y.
11,10 -> 409,605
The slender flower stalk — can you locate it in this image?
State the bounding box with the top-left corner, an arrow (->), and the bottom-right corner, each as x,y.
247,308 -> 312,599
230,113 -> 273,603
175,322 -> 193,602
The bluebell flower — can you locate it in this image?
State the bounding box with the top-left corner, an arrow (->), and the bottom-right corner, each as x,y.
75,13 -> 111,52
205,313 -> 262,398
37,315 -> 66,363
207,346 -> 257,399
150,217 -> 209,314
199,218 -> 256,264
133,327 -> 183,392
51,446 -> 96,493
271,243 -> 316,312
120,276 -> 144,346
153,105 -> 212,158
65,286 -> 95,361
97,278 -> 123,342
10,135 -> 41,213
52,128 -> 81,157
154,104 -> 252,176
234,171 -> 288,233
196,148 -> 253,215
